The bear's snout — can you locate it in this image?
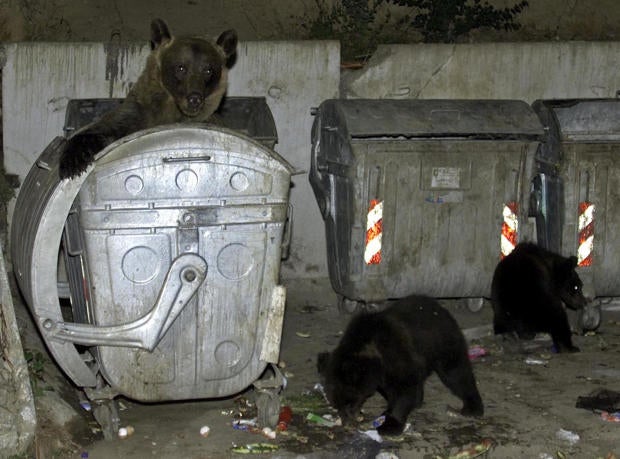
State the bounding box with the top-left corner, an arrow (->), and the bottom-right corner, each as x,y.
187,92 -> 204,110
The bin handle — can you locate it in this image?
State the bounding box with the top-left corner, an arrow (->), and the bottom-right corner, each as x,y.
162,155 -> 212,163
41,253 -> 207,351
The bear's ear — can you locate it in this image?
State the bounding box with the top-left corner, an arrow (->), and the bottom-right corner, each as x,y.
317,352 -> 330,375
150,19 -> 172,50
556,255 -> 578,279
568,255 -> 578,268
216,29 -> 238,67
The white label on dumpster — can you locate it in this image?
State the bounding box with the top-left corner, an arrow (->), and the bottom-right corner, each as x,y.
431,167 -> 460,189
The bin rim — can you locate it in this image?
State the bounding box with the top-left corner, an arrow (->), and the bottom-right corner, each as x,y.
316,98 -> 545,140
93,123 -> 296,175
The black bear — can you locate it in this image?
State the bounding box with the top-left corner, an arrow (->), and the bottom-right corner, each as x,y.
59,19 -> 238,179
317,295 -> 484,436
491,242 -> 588,353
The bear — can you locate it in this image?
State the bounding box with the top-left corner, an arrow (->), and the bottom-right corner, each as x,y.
491,242 -> 588,353
58,18 -> 238,179
317,295 -> 484,436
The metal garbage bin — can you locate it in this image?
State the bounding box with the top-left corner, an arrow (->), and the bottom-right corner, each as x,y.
531,98 -> 620,328
310,99 -> 544,310
11,98 -> 293,437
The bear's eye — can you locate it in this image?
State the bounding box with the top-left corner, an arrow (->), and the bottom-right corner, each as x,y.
201,66 -> 213,76
175,64 -> 187,76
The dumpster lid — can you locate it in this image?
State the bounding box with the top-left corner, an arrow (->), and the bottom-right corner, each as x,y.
533,98 -> 620,140
320,99 -> 544,139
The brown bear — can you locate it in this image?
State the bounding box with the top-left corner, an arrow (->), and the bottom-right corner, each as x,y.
491,242 -> 588,353
59,18 -> 238,179
317,295 -> 484,436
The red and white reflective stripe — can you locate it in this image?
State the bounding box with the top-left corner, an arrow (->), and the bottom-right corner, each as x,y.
364,199 -> 383,265
577,201 -> 595,267
500,201 -> 518,258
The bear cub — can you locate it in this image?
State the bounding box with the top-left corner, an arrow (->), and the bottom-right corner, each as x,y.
491,242 -> 588,353
59,18 -> 237,179
317,295 -> 484,436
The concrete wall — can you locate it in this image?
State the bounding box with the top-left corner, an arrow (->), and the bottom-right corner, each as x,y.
4,40 -> 620,296
343,42 -> 620,101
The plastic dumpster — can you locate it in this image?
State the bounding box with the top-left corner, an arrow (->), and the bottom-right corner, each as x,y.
11,98 -> 293,437
310,99 -> 544,311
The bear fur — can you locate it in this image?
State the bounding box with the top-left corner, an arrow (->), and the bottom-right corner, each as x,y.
59,18 -> 238,179
317,295 -> 484,436
491,242 -> 588,353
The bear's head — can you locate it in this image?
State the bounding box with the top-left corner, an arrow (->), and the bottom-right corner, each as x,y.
555,255 -> 588,310
317,349 -> 382,425
150,18 -> 238,118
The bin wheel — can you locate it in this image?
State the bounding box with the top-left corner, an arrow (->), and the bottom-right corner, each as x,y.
92,399 -> 120,440
579,302 -> 602,332
338,296 -> 363,314
255,390 -> 281,429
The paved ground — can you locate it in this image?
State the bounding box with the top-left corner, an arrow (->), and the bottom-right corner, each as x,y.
13,281 -> 620,459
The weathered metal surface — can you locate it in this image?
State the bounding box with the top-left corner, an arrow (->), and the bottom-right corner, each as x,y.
12,124 -> 293,401
533,98 -> 620,296
310,99 -> 544,301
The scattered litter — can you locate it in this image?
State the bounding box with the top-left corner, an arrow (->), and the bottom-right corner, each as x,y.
446,439 -> 493,459
313,382 -> 328,400
525,357 -> 547,365
372,415 -> 386,428
80,452 -> 89,458
576,388 -> 620,412
294,433 -> 309,443
79,400 -> 92,411
296,331 -> 311,338
233,418 -> 259,432
538,454 -> 553,459
199,425 -> 210,437
306,412 -> 338,427
361,429 -> 383,442
600,411 -> 620,422
261,427 -> 276,439
117,425 -> 135,439
231,443 -> 279,454
556,428 -> 580,445
468,345 -> 487,360
286,387 -> 329,413
322,413 -> 341,425
278,360 -> 286,368
277,406 -> 293,431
